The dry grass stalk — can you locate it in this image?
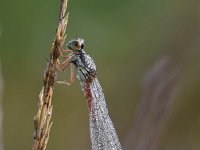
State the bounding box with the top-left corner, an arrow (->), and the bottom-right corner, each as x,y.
124,56 -> 180,150
32,0 -> 68,150
0,62 -> 4,150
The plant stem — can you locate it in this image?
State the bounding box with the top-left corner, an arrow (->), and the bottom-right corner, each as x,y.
32,0 -> 68,150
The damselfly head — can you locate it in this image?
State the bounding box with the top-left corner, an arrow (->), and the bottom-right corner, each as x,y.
67,38 -> 84,51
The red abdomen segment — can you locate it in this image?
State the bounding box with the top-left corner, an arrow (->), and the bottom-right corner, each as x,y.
84,80 -> 93,112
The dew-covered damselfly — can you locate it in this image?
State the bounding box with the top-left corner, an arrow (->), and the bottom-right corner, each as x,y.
57,38 -> 122,150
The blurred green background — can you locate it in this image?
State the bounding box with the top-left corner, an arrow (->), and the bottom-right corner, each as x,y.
0,0 -> 200,150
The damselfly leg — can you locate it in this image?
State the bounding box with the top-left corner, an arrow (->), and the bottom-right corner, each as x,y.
56,49 -> 75,85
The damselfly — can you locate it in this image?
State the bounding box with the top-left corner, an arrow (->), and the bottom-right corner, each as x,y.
57,38 -> 122,150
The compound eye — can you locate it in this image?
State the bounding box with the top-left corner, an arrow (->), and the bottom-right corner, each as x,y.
73,41 -> 78,47
81,44 -> 84,49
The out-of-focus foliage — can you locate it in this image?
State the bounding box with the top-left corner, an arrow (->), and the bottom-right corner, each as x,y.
0,0 -> 200,150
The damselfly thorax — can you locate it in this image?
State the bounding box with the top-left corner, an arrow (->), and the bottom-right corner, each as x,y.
71,50 -> 96,81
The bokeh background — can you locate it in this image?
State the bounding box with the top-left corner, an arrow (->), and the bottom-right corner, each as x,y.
0,0 -> 200,150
